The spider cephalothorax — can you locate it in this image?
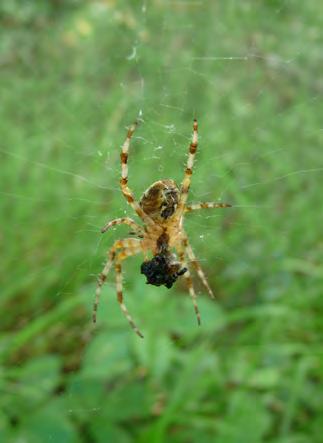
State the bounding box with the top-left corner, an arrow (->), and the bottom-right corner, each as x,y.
94,119 -> 232,337
140,253 -> 187,288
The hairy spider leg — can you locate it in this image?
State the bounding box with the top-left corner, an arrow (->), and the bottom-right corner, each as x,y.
93,238 -> 142,324
177,249 -> 201,325
177,118 -> 198,215
185,202 -> 232,212
120,122 -> 154,226
182,236 -> 215,299
115,252 -> 144,338
101,217 -> 143,235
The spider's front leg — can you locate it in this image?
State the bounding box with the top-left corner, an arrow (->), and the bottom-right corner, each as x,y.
115,254 -> 144,338
93,238 -> 142,330
182,235 -> 214,299
174,231 -> 215,325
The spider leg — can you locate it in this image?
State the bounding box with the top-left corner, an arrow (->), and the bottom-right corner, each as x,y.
177,248 -> 201,326
120,122 -> 154,226
93,238 -> 142,324
185,202 -> 232,213
93,250 -> 115,324
176,119 -> 198,215
115,256 -> 144,338
182,236 -> 215,299
101,217 -> 143,235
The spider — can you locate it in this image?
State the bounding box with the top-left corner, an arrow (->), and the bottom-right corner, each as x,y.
93,119 -> 231,337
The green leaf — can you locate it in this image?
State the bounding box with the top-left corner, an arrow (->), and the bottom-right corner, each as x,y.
17,400 -> 77,443
248,367 -> 280,389
90,421 -> 132,443
98,381 -> 153,421
133,333 -> 174,380
6,356 -> 61,415
81,331 -> 132,379
0,411 -> 11,442
216,391 -> 271,443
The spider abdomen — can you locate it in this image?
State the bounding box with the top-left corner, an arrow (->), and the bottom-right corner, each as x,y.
139,180 -> 180,223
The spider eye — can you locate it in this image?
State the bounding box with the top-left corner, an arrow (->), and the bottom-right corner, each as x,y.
140,254 -> 187,289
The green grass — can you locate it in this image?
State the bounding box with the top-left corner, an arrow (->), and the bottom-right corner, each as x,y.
1,1 -> 322,442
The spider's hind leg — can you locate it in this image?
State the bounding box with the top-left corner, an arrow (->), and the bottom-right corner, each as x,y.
101,217 -> 143,235
185,202 -> 232,213
176,119 -> 198,215
119,122 -> 154,226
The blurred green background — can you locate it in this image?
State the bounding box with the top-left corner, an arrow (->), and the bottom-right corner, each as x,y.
1,1 -> 322,442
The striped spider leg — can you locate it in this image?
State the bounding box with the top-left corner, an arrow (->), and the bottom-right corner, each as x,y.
174,233 -> 214,326
167,119 -> 201,324
172,119 -> 231,321
101,217 -> 144,236
94,122 -> 158,336
176,118 -> 198,215
181,235 -> 215,299
177,119 -> 231,215
176,246 -> 201,325
115,243 -> 146,338
185,202 -> 232,212
93,238 -> 145,337
119,121 -> 154,227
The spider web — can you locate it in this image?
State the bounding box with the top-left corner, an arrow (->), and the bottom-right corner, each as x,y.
1,0 -> 322,440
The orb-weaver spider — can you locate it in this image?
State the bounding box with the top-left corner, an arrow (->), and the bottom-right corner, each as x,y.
93,119 -> 231,337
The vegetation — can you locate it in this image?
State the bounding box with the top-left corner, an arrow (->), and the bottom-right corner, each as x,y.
1,1 -> 322,442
